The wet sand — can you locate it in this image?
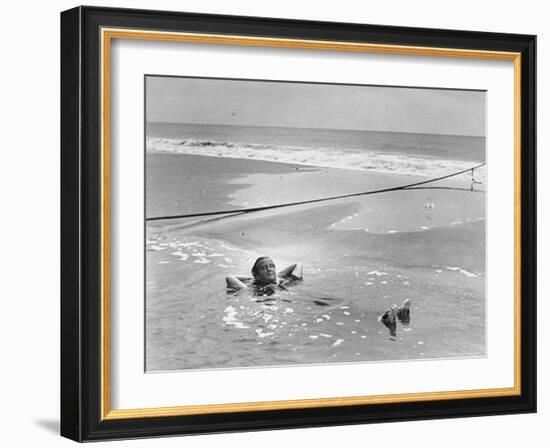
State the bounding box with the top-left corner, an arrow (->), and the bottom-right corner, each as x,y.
146,153 -> 318,219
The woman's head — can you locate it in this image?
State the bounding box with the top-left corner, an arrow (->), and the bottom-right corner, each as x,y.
251,257 -> 277,285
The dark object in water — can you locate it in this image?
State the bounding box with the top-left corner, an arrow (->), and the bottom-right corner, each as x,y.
378,305 -> 397,336
312,297 -> 338,307
255,297 -> 276,304
396,299 -> 411,325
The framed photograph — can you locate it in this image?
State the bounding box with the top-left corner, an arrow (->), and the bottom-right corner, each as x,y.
60,6 -> 536,442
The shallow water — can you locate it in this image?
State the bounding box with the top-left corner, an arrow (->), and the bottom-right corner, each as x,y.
145,223 -> 485,372
145,150 -> 486,372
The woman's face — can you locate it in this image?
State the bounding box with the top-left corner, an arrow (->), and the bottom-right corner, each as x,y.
253,258 -> 277,284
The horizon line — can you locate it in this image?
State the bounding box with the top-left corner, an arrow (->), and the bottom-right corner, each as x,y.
145,121 -> 486,139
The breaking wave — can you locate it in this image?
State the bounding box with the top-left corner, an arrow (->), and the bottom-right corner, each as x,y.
147,137 -> 483,180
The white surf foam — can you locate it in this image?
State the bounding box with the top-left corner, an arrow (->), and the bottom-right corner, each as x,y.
222,306 -> 249,329
444,266 -> 479,278
147,137 -> 482,179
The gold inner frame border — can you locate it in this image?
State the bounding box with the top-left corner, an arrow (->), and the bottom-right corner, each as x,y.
100,27 -> 522,421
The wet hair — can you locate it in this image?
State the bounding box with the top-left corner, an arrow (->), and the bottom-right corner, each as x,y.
251,256 -> 273,277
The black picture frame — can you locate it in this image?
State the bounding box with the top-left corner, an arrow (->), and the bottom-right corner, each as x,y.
61,5 -> 536,442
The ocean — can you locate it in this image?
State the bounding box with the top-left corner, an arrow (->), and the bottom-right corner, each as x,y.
146,123 -> 485,179
145,123 -> 486,372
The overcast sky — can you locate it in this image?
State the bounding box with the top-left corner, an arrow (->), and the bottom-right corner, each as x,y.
146,76 -> 486,137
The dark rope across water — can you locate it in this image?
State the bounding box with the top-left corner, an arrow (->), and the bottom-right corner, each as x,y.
146,162 -> 486,222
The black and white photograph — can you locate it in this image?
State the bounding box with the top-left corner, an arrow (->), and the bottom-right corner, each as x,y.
145,76 -> 487,372
1,0 -> 542,444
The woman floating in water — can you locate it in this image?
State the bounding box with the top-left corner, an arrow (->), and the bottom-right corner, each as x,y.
226,257 -> 303,296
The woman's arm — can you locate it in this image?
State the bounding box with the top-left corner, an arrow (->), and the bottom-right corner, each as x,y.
278,262 -> 303,280
225,276 -> 248,290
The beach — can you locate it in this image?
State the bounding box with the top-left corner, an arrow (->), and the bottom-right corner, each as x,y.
145,147 -> 486,372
